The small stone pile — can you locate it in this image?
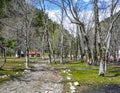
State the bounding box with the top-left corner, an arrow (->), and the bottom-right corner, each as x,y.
63,69 -> 80,93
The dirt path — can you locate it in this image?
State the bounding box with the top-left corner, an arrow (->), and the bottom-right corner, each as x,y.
0,62 -> 64,93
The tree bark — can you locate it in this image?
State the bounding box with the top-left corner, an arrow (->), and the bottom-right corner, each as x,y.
93,0 -> 106,76
0,46 -> 6,69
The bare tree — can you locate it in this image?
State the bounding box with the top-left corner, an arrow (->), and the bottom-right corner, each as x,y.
0,43 -> 6,69
15,0 -> 36,70
47,0 -> 93,63
0,0 -> 36,70
62,0 -> 93,63
93,0 -> 120,76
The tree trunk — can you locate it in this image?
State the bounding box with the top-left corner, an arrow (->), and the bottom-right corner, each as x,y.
52,51 -> 56,63
25,29 -> 29,69
60,34 -> 64,64
93,0 -> 99,65
99,58 -> 107,76
0,47 -> 6,69
60,6 -> 64,64
46,31 -> 52,63
41,34 -> 45,59
93,0 -> 106,76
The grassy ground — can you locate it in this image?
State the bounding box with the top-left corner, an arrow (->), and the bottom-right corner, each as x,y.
1,57 -> 120,92
50,60 -> 120,92
0,57 -> 41,84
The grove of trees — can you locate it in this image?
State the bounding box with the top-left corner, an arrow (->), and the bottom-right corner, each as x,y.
0,0 -> 120,76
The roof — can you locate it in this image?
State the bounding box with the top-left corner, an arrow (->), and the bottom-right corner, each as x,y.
29,52 -> 40,55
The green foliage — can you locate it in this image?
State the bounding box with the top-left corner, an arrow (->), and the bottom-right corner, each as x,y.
0,37 -> 5,42
35,11 -> 44,27
6,40 -> 16,49
35,10 -> 49,27
0,37 -> 6,46
0,37 -> 16,56
0,37 -> 16,49
0,0 -> 11,18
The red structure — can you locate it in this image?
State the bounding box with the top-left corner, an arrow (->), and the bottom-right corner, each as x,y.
28,52 -> 40,57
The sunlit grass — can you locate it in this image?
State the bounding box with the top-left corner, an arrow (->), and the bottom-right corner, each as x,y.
0,57 -> 42,84
50,60 -> 120,92
51,60 -> 99,69
70,70 -> 120,85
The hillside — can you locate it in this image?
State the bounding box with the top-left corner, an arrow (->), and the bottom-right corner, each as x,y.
0,0 -> 73,57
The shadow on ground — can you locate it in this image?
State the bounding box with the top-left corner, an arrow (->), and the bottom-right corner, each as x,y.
81,84 -> 120,93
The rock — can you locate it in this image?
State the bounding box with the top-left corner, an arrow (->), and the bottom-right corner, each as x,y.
63,70 -> 66,73
45,91 -> 48,93
68,69 -> 70,72
67,76 -> 71,80
73,81 -> 80,86
70,85 -> 76,90
71,89 -> 76,93
24,69 -> 31,73
69,82 -> 76,93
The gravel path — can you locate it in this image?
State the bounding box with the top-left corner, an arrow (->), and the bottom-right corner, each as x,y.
0,62 -> 64,93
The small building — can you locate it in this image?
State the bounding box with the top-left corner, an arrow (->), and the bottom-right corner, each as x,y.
15,49 -> 25,58
28,52 -> 40,57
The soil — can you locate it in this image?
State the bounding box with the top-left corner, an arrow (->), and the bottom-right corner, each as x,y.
0,62 -> 64,93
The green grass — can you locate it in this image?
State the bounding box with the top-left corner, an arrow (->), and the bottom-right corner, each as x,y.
51,60 -> 99,69
70,70 -> 120,85
0,58 -> 25,69
50,60 -> 120,92
69,68 -> 120,92
0,58 -> 25,83
0,69 -> 24,83
0,57 -> 42,84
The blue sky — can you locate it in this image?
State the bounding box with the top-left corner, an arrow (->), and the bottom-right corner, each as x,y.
28,0 -> 120,12
29,0 -> 120,33
32,0 -> 93,11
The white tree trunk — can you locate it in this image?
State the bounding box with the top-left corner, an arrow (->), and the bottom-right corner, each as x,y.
99,60 -> 107,76
60,34 -> 64,64
99,60 -> 104,76
25,55 -> 29,69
